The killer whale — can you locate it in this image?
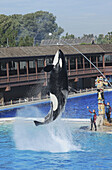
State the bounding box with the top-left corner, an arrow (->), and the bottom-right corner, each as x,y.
34,49 -> 68,126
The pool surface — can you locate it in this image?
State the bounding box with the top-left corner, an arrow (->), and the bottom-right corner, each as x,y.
0,91 -> 112,170
1,121 -> 112,170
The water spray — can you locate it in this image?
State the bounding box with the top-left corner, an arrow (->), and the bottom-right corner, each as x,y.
59,39 -> 112,87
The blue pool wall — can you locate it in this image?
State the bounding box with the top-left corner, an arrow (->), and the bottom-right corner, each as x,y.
0,91 -> 111,119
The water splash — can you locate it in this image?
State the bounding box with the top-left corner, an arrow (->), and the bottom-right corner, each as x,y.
13,106 -> 81,153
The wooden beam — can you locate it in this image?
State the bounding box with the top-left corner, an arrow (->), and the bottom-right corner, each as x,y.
44,58 -> 47,86
103,55 -> 105,68
17,62 -> 20,81
90,56 -> 92,69
35,60 -> 38,79
96,56 -> 98,67
83,57 -> 85,70
68,58 -> 70,75
26,61 -> 29,80
76,57 -> 78,72
6,62 -> 9,82
44,58 -> 46,67
103,55 -> 105,75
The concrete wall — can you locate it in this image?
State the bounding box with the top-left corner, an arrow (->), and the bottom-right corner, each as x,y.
0,77 -> 96,103
75,77 -> 96,90
3,84 -> 43,102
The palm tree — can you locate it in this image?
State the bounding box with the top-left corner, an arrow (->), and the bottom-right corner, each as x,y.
108,32 -> 111,40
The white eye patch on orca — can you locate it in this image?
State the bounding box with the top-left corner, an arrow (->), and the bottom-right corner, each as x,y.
59,58 -> 62,68
50,93 -> 58,111
53,50 -> 59,66
53,50 -> 62,68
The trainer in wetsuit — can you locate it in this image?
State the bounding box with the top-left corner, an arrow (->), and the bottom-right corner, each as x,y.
105,102 -> 112,123
87,107 -> 97,131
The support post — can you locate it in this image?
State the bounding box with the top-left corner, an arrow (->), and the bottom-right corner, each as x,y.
90,56 -> 92,69
6,62 -> 9,82
103,55 -> 105,68
44,58 -> 47,86
35,59 -> 38,79
68,58 -> 70,75
83,57 -> 85,70
76,57 -> 78,73
103,55 -> 105,75
26,61 -> 29,80
96,56 -> 98,67
17,61 -> 20,81
0,92 -> 4,106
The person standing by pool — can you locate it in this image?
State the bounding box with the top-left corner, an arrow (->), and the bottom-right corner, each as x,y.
104,102 -> 112,123
87,106 -> 97,131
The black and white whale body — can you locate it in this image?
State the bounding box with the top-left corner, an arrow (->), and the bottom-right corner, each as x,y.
34,49 -> 68,126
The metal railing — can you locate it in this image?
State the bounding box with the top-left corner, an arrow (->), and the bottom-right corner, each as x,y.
0,96 -> 49,107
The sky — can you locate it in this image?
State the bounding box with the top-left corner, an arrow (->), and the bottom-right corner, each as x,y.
0,0 -> 112,37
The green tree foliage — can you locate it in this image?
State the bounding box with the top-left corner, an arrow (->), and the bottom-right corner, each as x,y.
0,14 -> 22,47
62,32 -> 75,39
97,32 -> 112,44
0,11 -> 64,47
18,36 -> 33,46
62,32 -> 112,45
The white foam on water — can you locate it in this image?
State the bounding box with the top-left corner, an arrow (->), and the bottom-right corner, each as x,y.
13,106 -> 81,153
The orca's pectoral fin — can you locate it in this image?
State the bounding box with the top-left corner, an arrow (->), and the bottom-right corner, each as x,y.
34,120 -> 44,126
44,65 -> 54,72
61,89 -> 68,98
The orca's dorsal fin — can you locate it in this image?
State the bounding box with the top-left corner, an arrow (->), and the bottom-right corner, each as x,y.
44,65 -> 54,72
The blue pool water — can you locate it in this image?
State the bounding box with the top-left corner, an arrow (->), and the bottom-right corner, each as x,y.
0,91 -> 112,170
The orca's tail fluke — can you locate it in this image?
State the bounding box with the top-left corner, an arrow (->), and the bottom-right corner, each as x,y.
34,120 -> 44,126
